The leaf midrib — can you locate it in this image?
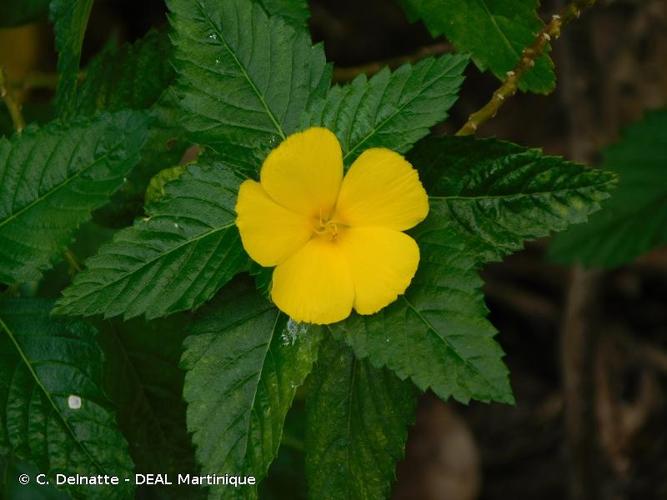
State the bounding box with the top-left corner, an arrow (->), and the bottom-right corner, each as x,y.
477,0 -> 518,61
428,178 -> 615,203
401,296 -> 502,398
58,221 -> 236,310
193,0 -> 286,141
0,137 -> 119,231
0,314 -> 106,475
344,355 -> 358,494
342,57 -> 464,162
314,335 -> 361,496
551,192 -> 667,257
198,308 -> 280,476
239,310 -> 281,469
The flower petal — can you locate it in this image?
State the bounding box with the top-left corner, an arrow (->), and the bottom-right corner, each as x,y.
271,238 -> 354,324
261,127 -> 343,218
236,180 -> 313,267
339,227 -> 419,315
335,148 -> 429,230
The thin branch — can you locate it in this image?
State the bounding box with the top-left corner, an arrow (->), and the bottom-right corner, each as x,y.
561,267 -> 603,500
456,0 -> 598,136
333,43 -> 451,82
6,71 -> 85,94
64,249 -> 83,274
0,67 -> 26,133
632,340 -> 667,374
484,280 -> 559,321
13,71 -> 61,92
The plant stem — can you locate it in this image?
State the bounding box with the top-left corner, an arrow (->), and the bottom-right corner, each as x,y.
64,249 -> 83,274
0,67 -> 26,133
561,267 -> 602,500
333,43 -> 451,82
15,71 -> 61,91
6,71 -> 84,93
456,0 -> 598,136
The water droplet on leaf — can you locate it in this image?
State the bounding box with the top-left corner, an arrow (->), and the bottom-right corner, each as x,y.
282,318 -> 309,345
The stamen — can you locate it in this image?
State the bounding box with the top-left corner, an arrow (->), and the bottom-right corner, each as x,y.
313,215 -> 341,241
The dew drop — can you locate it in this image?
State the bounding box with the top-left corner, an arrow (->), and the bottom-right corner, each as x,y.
122,177 -> 128,183
173,222 -> 180,229
208,32 -> 218,41
214,58 -> 221,65
68,395 -> 82,410
282,318 -> 309,345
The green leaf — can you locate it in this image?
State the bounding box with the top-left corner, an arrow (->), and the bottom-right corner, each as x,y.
413,136 -> 618,262
54,161 -> 247,320
333,225 -> 513,404
0,101 -> 55,138
550,110 -> 667,267
305,337 -> 416,499
397,0 -> 554,93
98,315 -> 201,499
182,279 -> 322,498
168,0 -> 331,174
0,111 -> 149,285
304,54 -> 468,164
74,29 -> 175,115
258,0 -> 310,29
73,29 -> 187,227
334,136 -> 616,404
3,458 -> 70,499
0,0 -> 50,27
50,0 -> 94,116
0,299 -> 134,499
145,164 -> 188,204
92,99 -> 188,228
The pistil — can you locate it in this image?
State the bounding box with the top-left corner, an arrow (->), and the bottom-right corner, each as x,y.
314,209 -> 343,241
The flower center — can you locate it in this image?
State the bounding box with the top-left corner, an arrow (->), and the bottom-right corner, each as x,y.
314,210 -> 344,241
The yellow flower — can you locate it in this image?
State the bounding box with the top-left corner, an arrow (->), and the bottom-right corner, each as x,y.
235,127 -> 429,325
